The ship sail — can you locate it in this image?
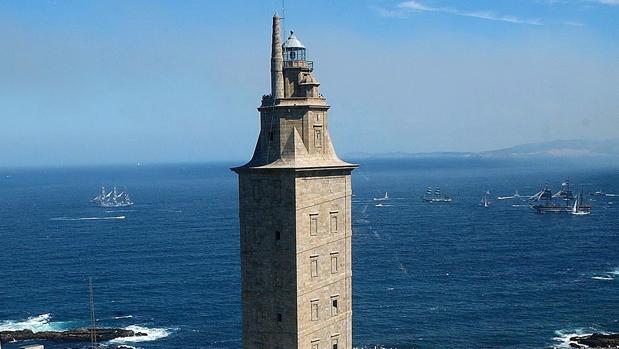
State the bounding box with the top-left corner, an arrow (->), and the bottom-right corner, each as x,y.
92,186 -> 134,208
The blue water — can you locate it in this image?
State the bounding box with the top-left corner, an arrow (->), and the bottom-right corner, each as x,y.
1,160 -> 618,349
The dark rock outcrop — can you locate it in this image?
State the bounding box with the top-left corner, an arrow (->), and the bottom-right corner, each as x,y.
0,328 -> 145,343
571,333 -> 619,348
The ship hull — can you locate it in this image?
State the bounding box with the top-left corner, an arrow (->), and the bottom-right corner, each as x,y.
531,204 -> 591,214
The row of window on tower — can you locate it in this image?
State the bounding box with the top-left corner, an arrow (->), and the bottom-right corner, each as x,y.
309,211 -> 338,236
310,295 -> 340,321
311,334 -> 340,349
310,252 -> 339,277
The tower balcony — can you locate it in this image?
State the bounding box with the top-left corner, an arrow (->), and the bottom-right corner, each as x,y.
284,60 -> 313,71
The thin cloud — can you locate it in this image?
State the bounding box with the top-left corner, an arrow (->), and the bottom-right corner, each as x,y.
563,21 -> 585,27
594,0 -> 619,5
378,1 -> 544,25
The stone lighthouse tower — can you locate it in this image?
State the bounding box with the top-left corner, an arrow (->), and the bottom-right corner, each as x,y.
232,14 -> 356,349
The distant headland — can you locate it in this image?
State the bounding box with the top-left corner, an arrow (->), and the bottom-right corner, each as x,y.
347,138 -> 619,161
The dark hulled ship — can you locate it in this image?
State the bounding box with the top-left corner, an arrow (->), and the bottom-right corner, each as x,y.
529,180 -> 591,214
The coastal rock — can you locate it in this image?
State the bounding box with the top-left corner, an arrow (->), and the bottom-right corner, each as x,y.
571,333 -> 619,348
0,328 -> 145,343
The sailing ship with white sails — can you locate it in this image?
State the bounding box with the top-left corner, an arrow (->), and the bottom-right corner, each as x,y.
92,186 -> 134,208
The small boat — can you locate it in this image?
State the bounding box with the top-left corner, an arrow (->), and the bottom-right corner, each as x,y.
481,191 -> 491,207
373,192 -> 389,201
422,186 -> 452,203
591,275 -> 614,281
497,190 -> 520,200
571,191 -> 591,216
590,190 -> 606,196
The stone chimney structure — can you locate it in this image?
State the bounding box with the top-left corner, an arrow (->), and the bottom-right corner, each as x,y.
232,14 -> 357,349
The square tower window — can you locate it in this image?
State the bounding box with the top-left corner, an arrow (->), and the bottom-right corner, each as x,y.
330,252 -> 339,274
310,255 -> 319,278
331,295 -> 339,316
311,340 -> 320,349
309,213 -> 318,236
331,337 -> 339,349
311,300 -> 320,321
330,211 -> 338,233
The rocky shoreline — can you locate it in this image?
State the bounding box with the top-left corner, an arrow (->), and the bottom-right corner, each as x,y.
569,333 -> 619,348
0,328 -> 146,343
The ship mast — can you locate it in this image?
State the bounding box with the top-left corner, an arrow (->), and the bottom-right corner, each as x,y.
88,277 -> 97,349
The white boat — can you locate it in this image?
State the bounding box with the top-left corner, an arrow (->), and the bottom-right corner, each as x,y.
571,191 -> 591,216
497,190 -> 520,200
373,192 -> 389,201
481,191 -> 491,207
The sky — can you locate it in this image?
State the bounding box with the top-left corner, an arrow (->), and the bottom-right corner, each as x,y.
1,0 -> 618,167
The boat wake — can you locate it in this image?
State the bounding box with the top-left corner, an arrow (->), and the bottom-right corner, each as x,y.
0,313 -> 75,333
50,216 -> 126,221
590,267 -> 618,281
591,275 -> 614,281
108,325 -> 174,343
114,315 -> 134,320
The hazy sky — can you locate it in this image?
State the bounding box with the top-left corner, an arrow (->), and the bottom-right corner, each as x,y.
1,0 -> 618,167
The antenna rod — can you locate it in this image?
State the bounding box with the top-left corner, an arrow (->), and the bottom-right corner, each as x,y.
88,277 -> 97,349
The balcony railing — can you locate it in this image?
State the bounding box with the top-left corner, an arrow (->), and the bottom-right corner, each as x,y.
284,60 -> 313,70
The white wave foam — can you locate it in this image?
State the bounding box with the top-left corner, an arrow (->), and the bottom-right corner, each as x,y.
554,327 -> 613,348
0,313 -> 74,333
553,328 -> 593,348
50,216 -> 125,221
114,315 -> 134,320
108,325 -> 173,343
610,267 -> 619,276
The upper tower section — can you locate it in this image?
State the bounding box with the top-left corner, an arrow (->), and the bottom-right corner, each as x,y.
233,15 -> 355,172
283,31 -> 309,68
281,31 -> 320,99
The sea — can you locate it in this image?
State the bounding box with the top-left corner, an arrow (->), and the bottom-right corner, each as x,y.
1,159 -> 618,349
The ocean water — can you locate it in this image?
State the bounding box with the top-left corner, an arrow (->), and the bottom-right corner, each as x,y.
1,160 -> 618,349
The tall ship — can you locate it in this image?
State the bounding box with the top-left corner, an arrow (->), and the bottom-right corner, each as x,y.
423,186 -> 453,203
92,186 -> 134,208
529,180 -> 591,214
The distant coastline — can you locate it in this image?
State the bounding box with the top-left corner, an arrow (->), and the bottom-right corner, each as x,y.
346,138 -> 619,161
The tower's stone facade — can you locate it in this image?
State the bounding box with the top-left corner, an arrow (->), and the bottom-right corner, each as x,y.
232,15 -> 356,349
